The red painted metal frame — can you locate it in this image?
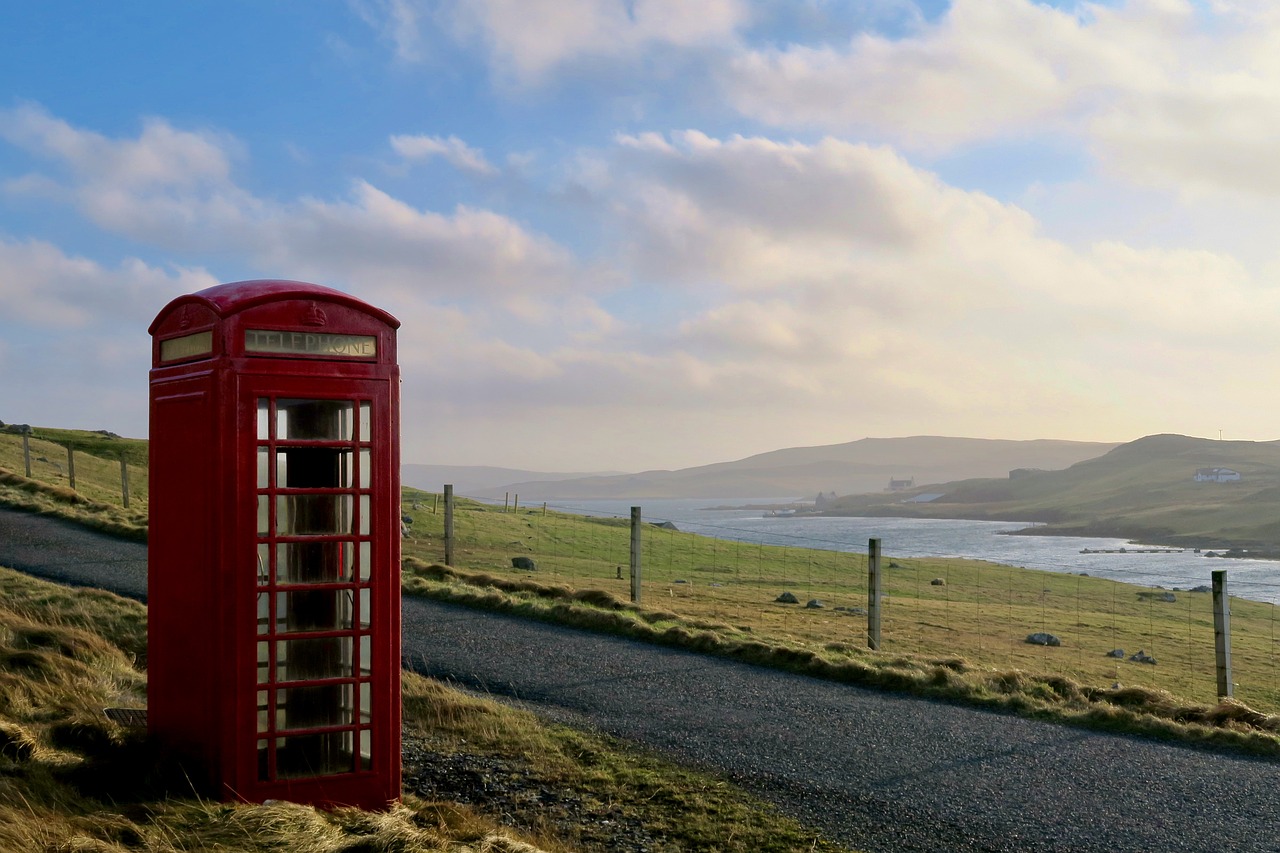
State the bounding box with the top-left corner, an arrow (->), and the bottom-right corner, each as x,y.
148,280 -> 401,809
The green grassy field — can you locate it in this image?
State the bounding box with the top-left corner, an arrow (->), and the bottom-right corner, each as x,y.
399,489 -> 1280,734
0,429 -> 148,539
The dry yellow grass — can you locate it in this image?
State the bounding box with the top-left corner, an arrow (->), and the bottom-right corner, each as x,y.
0,565 -> 560,853
0,564 -> 851,852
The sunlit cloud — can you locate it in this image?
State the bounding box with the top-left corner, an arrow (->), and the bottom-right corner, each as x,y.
439,0 -> 750,81
0,236 -> 216,329
723,0 -> 1280,202
391,133 -> 498,175
580,129 -> 1280,448
0,110 -> 583,304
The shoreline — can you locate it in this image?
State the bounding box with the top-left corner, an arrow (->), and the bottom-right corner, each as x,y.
740,504 -> 1280,563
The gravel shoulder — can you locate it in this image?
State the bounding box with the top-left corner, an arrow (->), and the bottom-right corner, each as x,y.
4,507 -> 1280,852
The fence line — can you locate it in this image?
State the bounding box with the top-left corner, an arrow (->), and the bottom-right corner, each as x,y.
408,490 -> 1280,713
3,432 -> 142,509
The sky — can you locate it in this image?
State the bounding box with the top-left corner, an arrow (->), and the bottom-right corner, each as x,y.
2,0 -> 1279,472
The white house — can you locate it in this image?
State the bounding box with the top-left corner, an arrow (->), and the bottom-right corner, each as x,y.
1194,467 -> 1241,483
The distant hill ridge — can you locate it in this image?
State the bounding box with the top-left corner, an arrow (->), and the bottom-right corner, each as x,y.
400,464 -> 624,496
827,433 -> 1280,549
449,436 -> 1121,500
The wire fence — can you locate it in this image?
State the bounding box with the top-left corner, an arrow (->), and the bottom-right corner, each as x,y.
402,491 -> 1280,714
0,430 -> 144,508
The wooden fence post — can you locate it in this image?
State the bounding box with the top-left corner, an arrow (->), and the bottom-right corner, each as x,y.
22,433 -> 31,478
630,506 -> 642,605
66,445 -> 76,491
443,485 -> 455,567
867,538 -> 882,651
1213,569 -> 1232,699
120,455 -> 130,509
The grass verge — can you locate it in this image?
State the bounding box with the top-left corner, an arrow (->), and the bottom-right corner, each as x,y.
0,566 -> 851,852
0,466 -> 147,541
397,488 -> 1280,715
403,558 -> 1280,758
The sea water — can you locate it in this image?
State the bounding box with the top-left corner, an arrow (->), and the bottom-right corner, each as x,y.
551,498 -> 1280,605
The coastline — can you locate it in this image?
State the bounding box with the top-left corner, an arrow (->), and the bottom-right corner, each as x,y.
814,508 -> 1280,562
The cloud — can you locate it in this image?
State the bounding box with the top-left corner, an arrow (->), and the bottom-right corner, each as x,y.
575,130 -> 1280,446
722,0 -> 1280,200
0,237 -> 218,439
0,236 -> 217,329
0,108 -> 582,304
391,133 -> 498,175
0,107 -> 633,458
0,104 -> 235,190
274,182 -> 582,302
8,103 -> 1280,470
0,104 -> 257,251
349,0 -> 429,62
724,1 -> 1105,148
441,0 -> 750,81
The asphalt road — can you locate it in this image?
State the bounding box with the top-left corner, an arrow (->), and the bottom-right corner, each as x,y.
4,507 -> 1280,852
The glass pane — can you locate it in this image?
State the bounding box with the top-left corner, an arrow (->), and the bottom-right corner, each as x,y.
257,641 -> 270,684
257,399 -> 270,440
276,495 -> 352,535
257,495 -> 269,537
359,729 -> 371,770
257,447 -> 270,488
257,690 -> 270,733
358,542 -> 371,582
278,448 -> 353,489
359,495 -> 370,535
276,636 -> 353,681
257,593 -> 270,635
359,637 -> 371,677
358,401 -> 371,442
359,588 -> 370,629
276,731 -> 355,778
358,449 -> 370,489
276,541 -> 352,583
274,589 -> 355,633
360,682 -> 371,724
276,684 -> 355,731
277,399 -> 353,441
257,543 -> 270,585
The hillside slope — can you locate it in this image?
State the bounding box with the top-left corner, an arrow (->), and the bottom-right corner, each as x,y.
475,436 -> 1120,500
828,434 -> 1280,549
402,464 -> 624,495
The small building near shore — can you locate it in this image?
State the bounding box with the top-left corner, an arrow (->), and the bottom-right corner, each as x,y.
1194,467 -> 1241,483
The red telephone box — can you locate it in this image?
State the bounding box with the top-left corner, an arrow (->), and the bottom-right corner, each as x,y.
147,280 -> 401,808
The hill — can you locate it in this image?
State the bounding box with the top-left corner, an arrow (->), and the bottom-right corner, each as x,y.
472,436 -> 1120,500
826,433 -> 1280,549
402,463 -> 622,495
